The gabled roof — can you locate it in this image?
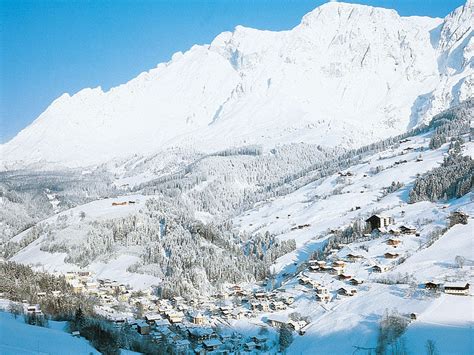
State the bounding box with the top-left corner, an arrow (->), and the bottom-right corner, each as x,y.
203,339 -> 222,347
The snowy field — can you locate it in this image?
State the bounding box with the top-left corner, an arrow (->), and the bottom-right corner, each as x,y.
0,311 -> 99,355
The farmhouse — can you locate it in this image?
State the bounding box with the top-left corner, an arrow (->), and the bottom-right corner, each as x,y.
372,265 -> 389,273
267,314 -> 289,328
384,252 -> 399,259
316,293 -> 330,302
366,215 -> 394,231
424,282 -> 441,291
346,253 -> 364,262
329,267 -> 344,275
338,287 -> 357,296
399,225 -> 417,234
387,238 -> 401,247
444,283 -> 470,296
388,227 -> 401,235
203,339 -> 222,351
271,301 -> 286,311
349,278 -> 364,285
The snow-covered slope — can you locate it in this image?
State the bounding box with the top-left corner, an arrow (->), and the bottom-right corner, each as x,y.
2,1 -> 472,167
0,311 -> 99,354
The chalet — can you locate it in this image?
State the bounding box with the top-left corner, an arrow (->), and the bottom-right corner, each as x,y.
338,287 -> 357,296
144,314 -> 162,325
190,312 -> 205,325
387,238 -> 401,247
338,274 -> 352,281
288,320 -> 307,332
256,302 -> 270,312
271,301 -> 286,311
188,327 -> 213,341
366,215 -> 394,231
384,252 -> 399,259
51,290 -> 62,297
349,278 -> 364,286
315,260 -> 327,268
328,267 -> 344,275
298,276 -> 312,285
36,292 -> 46,297
71,331 -> 81,337
219,305 -> 232,316
137,321 -> 150,335
309,264 -> 319,272
444,283 -> 470,296
332,260 -> 346,268
112,201 -> 128,206
346,253 -> 364,262
166,311 -> 184,323
203,339 -> 222,351
399,225 -> 417,234
267,314 -> 288,328
254,292 -> 266,299
372,265 -> 389,273
424,282 -> 441,291
388,228 -> 401,235
316,286 -> 329,295
316,293 -> 330,302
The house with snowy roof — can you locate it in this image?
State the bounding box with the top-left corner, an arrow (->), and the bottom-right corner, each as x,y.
444,283 -> 470,296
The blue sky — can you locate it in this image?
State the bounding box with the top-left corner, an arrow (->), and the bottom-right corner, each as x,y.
0,0 -> 465,143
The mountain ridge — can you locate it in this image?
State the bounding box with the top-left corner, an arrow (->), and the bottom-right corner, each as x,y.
1,1 -> 472,167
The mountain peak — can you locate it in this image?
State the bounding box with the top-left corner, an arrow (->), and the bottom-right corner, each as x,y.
299,1 -> 399,28
1,1 -> 472,168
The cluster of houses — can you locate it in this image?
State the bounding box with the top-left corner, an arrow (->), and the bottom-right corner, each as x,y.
106,293 -> 277,354
266,313 -> 309,334
51,208 -> 469,354
300,258 -> 361,302
65,271 -> 132,304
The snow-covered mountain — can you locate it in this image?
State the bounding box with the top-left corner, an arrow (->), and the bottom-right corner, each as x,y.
2,1 -> 473,167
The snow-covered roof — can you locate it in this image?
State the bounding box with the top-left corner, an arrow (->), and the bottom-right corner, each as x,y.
203,339 -> 222,347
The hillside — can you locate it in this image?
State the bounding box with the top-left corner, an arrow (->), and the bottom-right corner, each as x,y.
0,311 -> 99,355
1,1 -> 473,167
